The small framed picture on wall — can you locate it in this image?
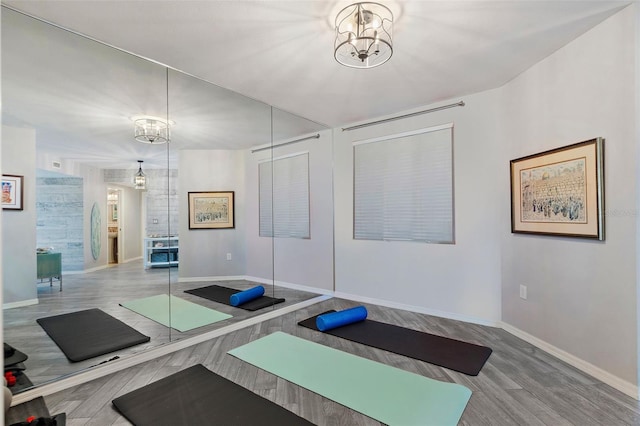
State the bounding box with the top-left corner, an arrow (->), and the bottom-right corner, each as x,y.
2,174 -> 24,210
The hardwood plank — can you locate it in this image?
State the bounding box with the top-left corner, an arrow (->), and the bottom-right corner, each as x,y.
8,277 -> 635,426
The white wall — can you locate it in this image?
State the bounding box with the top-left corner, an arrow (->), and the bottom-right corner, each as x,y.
245,130 -> 334,291
333,89 -> 504,324
501,5 -> 637,388
636,1 -> 640,396
178,150 -> 246,279
2,126 -> 37,305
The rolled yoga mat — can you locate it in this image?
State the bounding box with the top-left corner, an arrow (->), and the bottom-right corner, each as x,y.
112,364 -> 313,426
299,310 -> 492,376
316,306 -> 367,331
230,285 -> 264,306
185,284 -> 285,311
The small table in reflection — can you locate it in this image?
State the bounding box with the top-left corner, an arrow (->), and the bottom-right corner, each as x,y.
37,252 -> 62,291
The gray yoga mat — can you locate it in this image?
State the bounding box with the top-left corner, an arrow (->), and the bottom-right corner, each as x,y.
185,284 -> 285,311
112,364 -> 313,425
36,308 -> 150,362
299,310 -> 492,375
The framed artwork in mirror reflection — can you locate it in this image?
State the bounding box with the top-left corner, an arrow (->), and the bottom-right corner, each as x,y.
188,191 -> 235,229
2,174 -> 24,210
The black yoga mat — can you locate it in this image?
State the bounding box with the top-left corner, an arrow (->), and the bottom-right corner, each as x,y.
298,310 -> 492,376
36,308 -> 150,362
113,364 -> 313,426
185,284 -> 285,311
8,369 -> 33,394
8,413 -> 66,426
4,343 -> 28,367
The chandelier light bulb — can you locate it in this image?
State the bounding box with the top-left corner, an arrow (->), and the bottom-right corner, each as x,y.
131,115 -> 174,144
134,160 -> 146,190
334,2 -> 393,69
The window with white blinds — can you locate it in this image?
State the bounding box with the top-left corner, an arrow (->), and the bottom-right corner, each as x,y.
353,124 -> 454,243
259,152 -> 310,238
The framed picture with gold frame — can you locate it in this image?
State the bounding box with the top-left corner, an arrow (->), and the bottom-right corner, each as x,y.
188,191 -> 235,229
510,138 -> 604,240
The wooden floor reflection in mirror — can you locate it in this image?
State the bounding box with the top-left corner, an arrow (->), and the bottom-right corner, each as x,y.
3,260 -> 320,391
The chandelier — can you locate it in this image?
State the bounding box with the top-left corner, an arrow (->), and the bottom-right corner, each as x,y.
134,160 -> 146,190
334,2 -> 393,69
132,115 -> 172,144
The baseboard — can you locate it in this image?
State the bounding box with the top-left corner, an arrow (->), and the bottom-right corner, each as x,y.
119,256 -> 142,264
58,270 -> 84,275
179,275 -> 246,283
244,276 -> 497,327
3,298 -> 38,310
64,264 -> 112,275
333,291 -> 500,327
244,276 -> 333,295
500,321 -> 639,400
242,278 -> 496,328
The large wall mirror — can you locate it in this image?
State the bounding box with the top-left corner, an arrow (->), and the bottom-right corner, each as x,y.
2,6 -> 330,393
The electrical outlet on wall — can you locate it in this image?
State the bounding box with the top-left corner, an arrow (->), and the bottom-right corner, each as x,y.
153,218 -> 158,224
519,285 -> 527,300
226,253 -> 232,261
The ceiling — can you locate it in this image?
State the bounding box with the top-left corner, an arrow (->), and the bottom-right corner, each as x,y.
1,1 -> 630,170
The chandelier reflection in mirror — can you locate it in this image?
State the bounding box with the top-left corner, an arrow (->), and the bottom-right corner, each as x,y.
132,115 -> 173,144
334,2 -> 393,69
134,160 -> 146,190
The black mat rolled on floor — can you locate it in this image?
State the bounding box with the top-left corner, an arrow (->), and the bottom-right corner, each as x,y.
112,364 -> 313,426
298,310 -> 492,376
184,284 -> 285,311
36,308 -> 150,362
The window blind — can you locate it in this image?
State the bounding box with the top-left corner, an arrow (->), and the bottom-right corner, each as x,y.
353,125 -> 454,243
259,152 -> 310,238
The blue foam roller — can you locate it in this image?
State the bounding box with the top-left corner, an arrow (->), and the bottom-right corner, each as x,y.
316,306 -> 368,332
230,286 -> 265,306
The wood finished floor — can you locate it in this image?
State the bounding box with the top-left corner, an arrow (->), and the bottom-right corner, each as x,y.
5,263 -> 640,425
3,260 -> 320,388
23,298 -> 640,426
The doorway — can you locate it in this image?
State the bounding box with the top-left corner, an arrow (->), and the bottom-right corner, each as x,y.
107,188 -> 122,264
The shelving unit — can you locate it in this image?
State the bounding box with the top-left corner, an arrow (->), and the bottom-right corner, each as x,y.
144,236 -> 179,269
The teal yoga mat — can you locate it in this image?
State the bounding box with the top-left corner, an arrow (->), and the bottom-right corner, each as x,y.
120,294 -> 232,332
228,332 -> 472,426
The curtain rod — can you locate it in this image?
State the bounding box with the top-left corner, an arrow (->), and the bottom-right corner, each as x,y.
251,134 -> 320,153
342,101 -> 465,131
